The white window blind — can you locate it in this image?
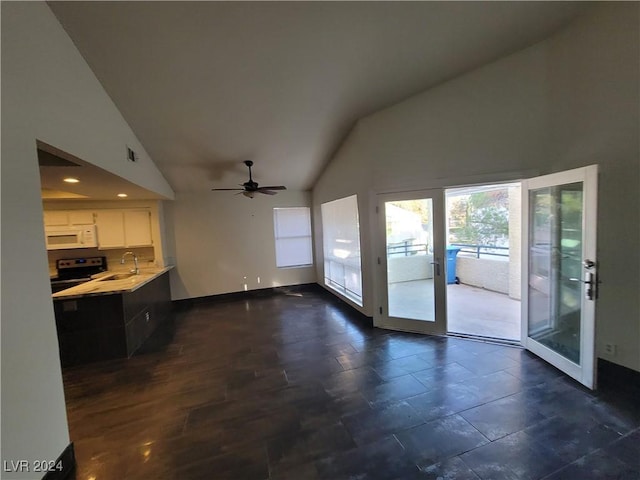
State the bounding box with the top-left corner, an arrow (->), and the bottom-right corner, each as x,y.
321,195 -> 363,306
273,207 -> 313,268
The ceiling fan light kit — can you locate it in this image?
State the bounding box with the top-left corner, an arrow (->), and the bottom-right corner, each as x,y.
212,160 -> 286,198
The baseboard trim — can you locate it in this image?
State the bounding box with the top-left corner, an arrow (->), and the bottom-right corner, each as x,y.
172,283 -> 324,309
41,442 -> 75,480
171,282 -> 374,328
597,358 -> 640,394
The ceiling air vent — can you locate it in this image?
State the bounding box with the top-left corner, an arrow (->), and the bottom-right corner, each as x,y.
126,146 -> 138,163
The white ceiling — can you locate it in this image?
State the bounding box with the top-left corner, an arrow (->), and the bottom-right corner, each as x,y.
48,1 -> 588,195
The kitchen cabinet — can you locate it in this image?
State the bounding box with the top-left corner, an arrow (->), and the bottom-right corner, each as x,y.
94,210 -> 125,248
121,271 -> 170,356
94,209 -> 153,249
44,208 -> 153,248
123,209 -> 153,247
44,210 -> 94,227
53,271 -> 171,366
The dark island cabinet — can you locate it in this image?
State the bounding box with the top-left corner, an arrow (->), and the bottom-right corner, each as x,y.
54,272 -> 171,367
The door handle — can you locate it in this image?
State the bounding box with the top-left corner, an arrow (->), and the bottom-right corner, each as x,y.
569,272 -> 597,300
430,259 -> 441,276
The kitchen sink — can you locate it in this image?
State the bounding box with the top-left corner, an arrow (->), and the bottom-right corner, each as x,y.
98,272 -> 138,281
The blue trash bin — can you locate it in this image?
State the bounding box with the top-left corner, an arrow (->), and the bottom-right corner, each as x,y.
446,246 -> 461,284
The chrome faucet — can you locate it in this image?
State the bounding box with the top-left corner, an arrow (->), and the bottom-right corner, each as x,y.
121,251 -> 139,275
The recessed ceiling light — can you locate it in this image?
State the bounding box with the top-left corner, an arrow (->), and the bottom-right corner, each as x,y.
117,193 -> 128,198
63,177 -> 79,183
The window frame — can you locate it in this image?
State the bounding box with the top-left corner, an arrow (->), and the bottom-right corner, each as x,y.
273,206 -> 313,269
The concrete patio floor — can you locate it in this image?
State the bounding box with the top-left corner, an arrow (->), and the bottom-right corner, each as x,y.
388,279 -> 521,341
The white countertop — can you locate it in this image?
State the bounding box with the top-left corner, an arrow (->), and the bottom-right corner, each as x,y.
52,266 -> 174,299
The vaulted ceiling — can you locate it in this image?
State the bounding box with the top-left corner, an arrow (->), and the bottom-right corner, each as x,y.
48,1 -> 588,195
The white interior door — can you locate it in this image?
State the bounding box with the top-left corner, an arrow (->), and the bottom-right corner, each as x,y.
375,189 -> 447,335
521,165 -> 598,389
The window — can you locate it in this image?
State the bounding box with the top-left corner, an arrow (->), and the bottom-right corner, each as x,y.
273,207 -> 313,268
321,195 -> 363,306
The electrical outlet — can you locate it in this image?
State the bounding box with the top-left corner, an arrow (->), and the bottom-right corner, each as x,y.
604,343 -> 616,356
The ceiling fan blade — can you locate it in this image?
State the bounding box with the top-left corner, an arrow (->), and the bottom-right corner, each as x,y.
212,162 -> 283,197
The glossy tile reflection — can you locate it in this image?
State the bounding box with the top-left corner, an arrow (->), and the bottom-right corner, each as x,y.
63,287 -> 640,479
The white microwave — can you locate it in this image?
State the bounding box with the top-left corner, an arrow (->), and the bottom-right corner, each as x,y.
45,225 -> 98,250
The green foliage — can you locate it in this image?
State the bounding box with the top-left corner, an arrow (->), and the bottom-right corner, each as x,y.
449,190 -> 509,246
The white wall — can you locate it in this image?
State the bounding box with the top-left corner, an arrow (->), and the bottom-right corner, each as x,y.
457,256 -> 509,295
168,190 -> 316,300
313,3 -> 639,372
387,255 -> 433,283
508,186 -> 522,300
1,3 -> 174,476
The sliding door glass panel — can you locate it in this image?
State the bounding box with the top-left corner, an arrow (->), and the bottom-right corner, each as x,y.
385,199 -> 435,322
528,182 -> 583,364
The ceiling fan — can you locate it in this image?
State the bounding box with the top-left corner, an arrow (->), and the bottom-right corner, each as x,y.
211,160 -> 286,198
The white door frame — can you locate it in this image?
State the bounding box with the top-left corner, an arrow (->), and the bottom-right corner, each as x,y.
521,165 -> 598,389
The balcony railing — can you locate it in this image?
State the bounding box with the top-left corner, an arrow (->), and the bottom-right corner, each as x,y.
451,243 -> 509,258
387,242 -> 428,257
387,242 -> 509,258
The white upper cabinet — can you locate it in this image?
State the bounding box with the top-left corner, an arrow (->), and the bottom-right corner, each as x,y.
94,210 -> 126,248
44,207 -> 154,249
68,210 -> 95,226
44,210 -> 94,227
43,211 -> 69,227
123,209 -> 153,247
94,209 -> 153,249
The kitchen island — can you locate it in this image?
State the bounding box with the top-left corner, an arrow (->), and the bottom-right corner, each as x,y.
53,267 -> 173,366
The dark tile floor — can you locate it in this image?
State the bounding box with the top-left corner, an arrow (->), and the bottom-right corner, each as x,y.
63,287 -> 640,480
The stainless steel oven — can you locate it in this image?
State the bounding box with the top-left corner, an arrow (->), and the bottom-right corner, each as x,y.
50,256 -> 107,293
